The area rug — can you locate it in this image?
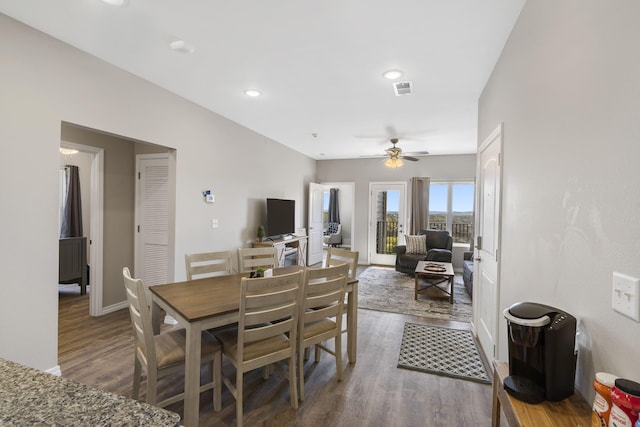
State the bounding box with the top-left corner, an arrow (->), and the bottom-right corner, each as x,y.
397,323 -> 491,384
357,266 -> 472,323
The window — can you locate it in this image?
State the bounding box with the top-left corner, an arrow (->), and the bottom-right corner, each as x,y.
428,181 -> 474,245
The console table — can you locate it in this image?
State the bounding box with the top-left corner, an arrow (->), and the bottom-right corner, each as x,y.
253,235 -> 308,267
492,360 -> 591,427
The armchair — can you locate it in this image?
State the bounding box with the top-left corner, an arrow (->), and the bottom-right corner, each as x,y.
392,229 -> 453,275
323,222 -> 342,247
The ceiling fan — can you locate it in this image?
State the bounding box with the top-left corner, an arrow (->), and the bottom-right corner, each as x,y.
383,138 -> 429,168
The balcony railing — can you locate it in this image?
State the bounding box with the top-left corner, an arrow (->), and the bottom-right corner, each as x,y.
429,221 -> 473,244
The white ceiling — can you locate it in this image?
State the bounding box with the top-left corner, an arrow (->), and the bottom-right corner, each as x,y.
0,0 -> 525,159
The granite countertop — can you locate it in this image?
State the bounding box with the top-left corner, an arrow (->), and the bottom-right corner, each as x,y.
0,358 -> 180,426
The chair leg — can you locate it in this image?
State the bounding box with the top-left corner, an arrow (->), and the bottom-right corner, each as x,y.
314,344 -> 321,363
213,351 -> 222,412
132,357 -> 141,400
298,344 -> 305,402
147,368 -> 158,406
236,371 -> 244,427
335,335 -> 343,382
289,356 -> 298,409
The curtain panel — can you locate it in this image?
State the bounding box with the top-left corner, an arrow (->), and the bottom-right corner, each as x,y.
409,177 -> 430,234
60,165 -> 83,238
328,188 -> 340,223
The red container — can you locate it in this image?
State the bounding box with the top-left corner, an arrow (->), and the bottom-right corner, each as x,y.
610,379 -> 640,427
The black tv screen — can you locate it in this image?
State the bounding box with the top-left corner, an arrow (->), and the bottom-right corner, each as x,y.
266,198 -> 295,238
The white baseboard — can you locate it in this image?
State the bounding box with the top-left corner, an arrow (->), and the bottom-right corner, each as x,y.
47,365 -> 62,376
101,300 -> 128,315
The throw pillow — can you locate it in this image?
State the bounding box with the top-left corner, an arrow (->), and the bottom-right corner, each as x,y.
326,222 -> 339,234
405,234 -> 427,254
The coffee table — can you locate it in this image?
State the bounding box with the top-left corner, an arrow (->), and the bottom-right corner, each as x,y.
414,261 -> 455,303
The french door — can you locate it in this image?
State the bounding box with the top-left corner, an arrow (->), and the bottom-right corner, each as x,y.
368,182 -> 406,265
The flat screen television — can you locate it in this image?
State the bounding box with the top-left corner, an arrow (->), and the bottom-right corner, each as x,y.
266,198 -> 295,238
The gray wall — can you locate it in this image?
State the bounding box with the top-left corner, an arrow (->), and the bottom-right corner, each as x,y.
479,1 -> 640,400
316,154 -> 477,267
0,13 -> 315,371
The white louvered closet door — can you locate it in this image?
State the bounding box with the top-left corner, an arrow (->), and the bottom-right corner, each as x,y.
135,155 -> 169,288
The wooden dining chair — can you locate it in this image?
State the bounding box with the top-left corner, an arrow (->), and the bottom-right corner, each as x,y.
237,246 -> 278,273
185,250 -> 233,280
122,267 -> 222,411
325,247 -> 359,342
214,270 -> 304,427
325,247 -> 358,281
298,263 -> 349,401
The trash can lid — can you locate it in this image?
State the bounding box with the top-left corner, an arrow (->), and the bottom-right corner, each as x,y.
503,302 -> 556,327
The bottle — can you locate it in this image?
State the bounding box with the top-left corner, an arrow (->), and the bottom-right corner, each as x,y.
610,378 -> 640,427
592,372 -> 618,427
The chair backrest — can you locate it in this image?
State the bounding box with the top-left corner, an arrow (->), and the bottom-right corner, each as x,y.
301,263 -> 349,330
238,246 -> 278,273
122,267 -> 156,370
185,251 -> 233,280
237,270 -> 304,371
419,229 -> 453,251
325,247 -> 358,281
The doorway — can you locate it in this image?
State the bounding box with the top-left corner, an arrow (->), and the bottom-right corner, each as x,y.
59,141 -> 104,317
368,182 -> 407,265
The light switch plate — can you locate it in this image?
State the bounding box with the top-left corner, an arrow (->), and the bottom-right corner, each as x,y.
612,272 -> 640,322
211,219 -> 219,229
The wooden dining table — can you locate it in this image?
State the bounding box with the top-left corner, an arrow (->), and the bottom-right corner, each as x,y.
149,265 -> 359,427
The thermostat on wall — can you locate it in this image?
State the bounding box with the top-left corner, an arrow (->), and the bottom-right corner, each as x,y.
203,189 -> 215,203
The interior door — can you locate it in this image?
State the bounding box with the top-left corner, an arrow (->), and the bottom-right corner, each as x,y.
308,182 -> 324,266
369,182 -> 406,265
135,154 -> 170,288
476,125 -> 502,363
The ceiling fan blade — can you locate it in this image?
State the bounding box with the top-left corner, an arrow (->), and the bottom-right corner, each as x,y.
401,156 -> 420,161
404,151 -> 430,156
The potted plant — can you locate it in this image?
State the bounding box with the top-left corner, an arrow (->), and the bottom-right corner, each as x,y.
255,267 -> 265,278
256,225 -> 265,242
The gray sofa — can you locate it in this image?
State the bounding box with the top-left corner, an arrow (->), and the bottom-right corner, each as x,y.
463,251 -> 474,298
392,229 -> 453,275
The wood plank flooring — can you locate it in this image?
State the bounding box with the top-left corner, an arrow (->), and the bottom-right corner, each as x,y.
58,272 -> 494,426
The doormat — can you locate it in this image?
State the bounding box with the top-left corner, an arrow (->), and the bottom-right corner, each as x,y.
397,323 -> 491,384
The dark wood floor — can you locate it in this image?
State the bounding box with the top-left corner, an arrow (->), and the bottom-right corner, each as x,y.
58,271 -> 494,426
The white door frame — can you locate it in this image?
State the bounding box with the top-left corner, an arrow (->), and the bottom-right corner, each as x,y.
368,181 -> 407,265
473,123 -> 503,363
60,141 -> 104,317
307,182 -> 325,266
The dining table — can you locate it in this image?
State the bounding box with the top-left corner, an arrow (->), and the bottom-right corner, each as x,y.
149,265 -> 359,427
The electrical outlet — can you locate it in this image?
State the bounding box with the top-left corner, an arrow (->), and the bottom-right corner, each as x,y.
211,219 -> 219,229
612,272 -> 640,322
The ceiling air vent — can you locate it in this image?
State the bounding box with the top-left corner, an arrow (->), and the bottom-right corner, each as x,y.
393,81 -> 412,96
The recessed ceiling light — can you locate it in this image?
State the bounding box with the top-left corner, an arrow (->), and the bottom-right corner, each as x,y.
383,70 -> 403,80
101,0 -> 128,6
245,89 -> 261,97
169,40 -> 195,54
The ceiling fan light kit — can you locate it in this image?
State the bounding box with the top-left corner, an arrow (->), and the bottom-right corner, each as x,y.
385,157 -> 404,168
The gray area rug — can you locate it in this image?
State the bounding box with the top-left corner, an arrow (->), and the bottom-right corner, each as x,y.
358,266 -> 472,323
397,323 -> 491,384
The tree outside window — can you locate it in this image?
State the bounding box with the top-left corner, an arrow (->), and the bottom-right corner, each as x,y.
428,182 -> 474,244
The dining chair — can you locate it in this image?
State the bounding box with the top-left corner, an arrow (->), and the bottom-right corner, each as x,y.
122,267 -> 222,411
214,270 -> 304,427
298,263 -> 349,401
325,247 -> 359,344
325,247 -> 358,280
237,246 -> 278,273
185,250 -> 233,280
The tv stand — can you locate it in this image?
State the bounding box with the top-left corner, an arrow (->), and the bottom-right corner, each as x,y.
253,235 -> 307,267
